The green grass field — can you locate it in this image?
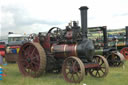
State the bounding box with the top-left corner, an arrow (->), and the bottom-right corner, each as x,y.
0,61 -> 128,85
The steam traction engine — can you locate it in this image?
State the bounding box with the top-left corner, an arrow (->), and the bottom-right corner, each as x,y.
119,26 -> 128,60
18,6 -> 109,83
88,26 -> 125,67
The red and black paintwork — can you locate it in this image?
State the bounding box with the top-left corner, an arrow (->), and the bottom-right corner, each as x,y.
5,45 -> 21,63
0,41 -> 22,62
51,44 -> 77,58
41,26 -> 95,62
0,42 -> 5,57
18,6 -> 109,83
119,26 -> 128,59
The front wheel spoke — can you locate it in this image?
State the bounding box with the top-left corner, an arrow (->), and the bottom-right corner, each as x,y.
100,67 -> 106,69
100,69 -> 105,73
70,74 -> 74,80
73,61 -> 77,67
66,65 -> 71,69
76,73 -> 80,79
100,60 -> 104,66
66,71 -> 70,75
72,74 -> 75,81
71,60 -> 74,66
90,69 -> 94,73
96,70 -> 100,77
95,71 -> 98,76
97,58 -> 101,63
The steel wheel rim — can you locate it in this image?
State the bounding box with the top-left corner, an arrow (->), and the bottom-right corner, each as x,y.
18,42 -> 46,77
89,55 -> 109,78
62,56 -> 85,83
107,53 -> 122,67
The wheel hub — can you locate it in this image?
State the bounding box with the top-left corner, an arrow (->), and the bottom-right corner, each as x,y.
69,67 -> 73,73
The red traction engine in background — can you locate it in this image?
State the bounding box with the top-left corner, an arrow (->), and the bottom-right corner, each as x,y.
18,6 -> 109,83
0,42 -> 6,57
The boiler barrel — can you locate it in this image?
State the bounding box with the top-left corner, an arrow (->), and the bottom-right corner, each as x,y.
51,39 -> 94,60
51,44 -> 77,58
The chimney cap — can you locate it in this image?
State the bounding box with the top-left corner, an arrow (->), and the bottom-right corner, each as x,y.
79,6 -> 88,10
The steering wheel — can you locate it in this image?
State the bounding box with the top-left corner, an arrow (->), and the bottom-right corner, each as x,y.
47,27 -> 63,41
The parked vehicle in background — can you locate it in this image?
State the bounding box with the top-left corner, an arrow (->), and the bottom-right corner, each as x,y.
88,26 -> 125,67
5,32 -> 28,62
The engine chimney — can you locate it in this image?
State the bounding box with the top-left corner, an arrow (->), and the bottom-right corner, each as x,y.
103,26 -> 108,48
79,6 -> 88,38
126,26 -> 128,45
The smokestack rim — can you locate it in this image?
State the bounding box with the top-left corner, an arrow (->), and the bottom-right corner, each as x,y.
79,6 -> 88,10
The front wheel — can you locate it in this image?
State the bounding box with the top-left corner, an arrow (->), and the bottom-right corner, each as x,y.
62,56 -> 85,83
89,55 -> 109,78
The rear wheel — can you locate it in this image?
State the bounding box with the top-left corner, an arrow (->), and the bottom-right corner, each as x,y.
18,42 -> 46,77
62,56 -> 85,83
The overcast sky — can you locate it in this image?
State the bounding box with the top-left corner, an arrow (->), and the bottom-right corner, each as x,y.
0,0 -> 128,36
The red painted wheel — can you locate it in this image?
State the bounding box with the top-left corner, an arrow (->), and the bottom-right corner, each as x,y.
18,42 -> 46,77
120,47 -> 128,60
89,55 -> 109,78
62,56 -> 85,83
